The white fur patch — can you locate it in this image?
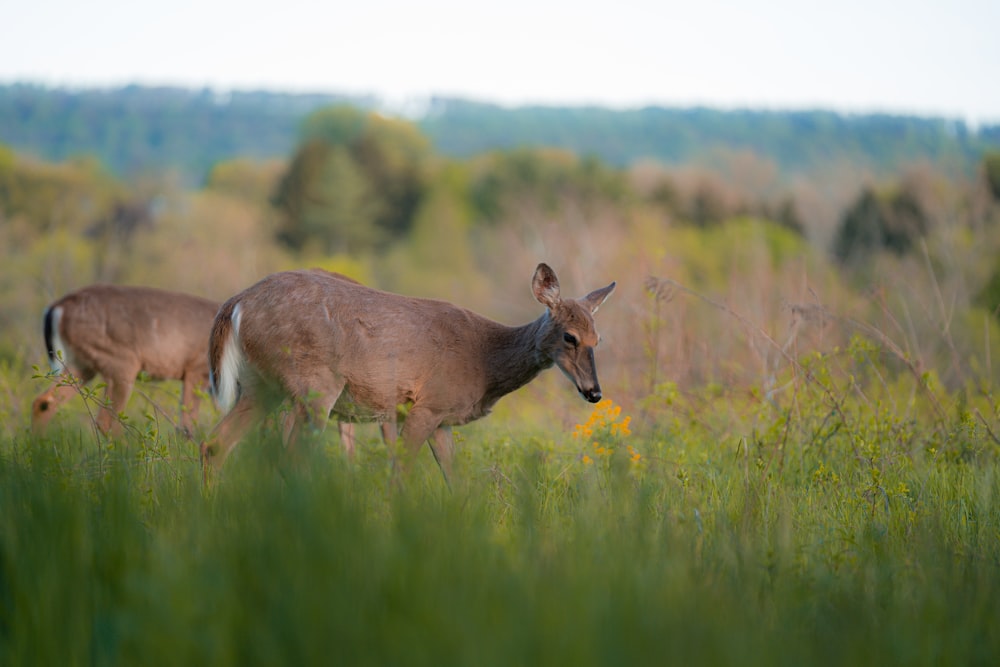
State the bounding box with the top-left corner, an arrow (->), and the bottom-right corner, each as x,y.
47,305 -> 73,373
213,302 -> 245,412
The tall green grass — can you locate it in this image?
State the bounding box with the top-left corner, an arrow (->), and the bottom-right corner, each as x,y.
2,382 -> 999,667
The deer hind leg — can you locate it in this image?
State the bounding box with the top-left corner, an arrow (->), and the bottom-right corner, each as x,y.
335,420 -> 398,458
177,370 -> 206,438
338,421 -> 357,457
282,377 -> 344,458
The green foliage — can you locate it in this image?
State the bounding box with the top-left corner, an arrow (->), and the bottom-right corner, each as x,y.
0,146 -> 121,236
424,99 -> 995,176
5,85 -> 998,186
0,85 -> 365,184
657,217 -> 814,288
379,164 -> 488,299
4,77 -> 1000,666
274,140 -> 381,253
469,148 -> 625,222
983,150 -> 1000,201
975,263 -> 1000,317
3,360 -> 1000,665
834,184 -> 931,263
204,158 -> 285,204
272,106 -> 431,254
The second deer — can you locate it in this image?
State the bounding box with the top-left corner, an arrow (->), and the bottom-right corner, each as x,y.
200,263 -> 616,484
32,284 -> 220,436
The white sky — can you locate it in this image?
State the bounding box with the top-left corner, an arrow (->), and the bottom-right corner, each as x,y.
3,0 -> 999,123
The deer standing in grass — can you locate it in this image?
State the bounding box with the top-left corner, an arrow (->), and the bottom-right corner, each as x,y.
31,285 -> 221,436
200,263 -> 616,484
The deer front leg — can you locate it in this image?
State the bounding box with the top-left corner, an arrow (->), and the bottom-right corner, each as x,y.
97,374 -> 136,435
380,421 -> 398,447
428,426 -> 455,490
398,408 -> 451,486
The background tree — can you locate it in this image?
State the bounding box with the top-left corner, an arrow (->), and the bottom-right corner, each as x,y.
205,158 -> 286,205
983,150 -> 1000,201
834,183 -> 930,263
469,148 -> 624,224
272,106 -> 430,255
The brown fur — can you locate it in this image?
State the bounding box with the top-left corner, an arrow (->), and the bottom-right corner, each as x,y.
32,284 -> 219,435
201,264 -> 615,485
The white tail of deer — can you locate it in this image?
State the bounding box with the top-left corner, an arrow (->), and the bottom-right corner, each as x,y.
31,284 -> 220,436
200,264 -> 616,484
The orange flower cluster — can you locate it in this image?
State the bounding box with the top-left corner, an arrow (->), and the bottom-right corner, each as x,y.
571,399 -> 631,439
571,399 -> 639,464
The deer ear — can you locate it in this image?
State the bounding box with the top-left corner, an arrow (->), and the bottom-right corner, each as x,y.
582,281 -> 616,314
532,263 -> 561,308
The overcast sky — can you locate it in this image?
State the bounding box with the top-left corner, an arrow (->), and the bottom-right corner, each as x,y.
4,0 -> 998,123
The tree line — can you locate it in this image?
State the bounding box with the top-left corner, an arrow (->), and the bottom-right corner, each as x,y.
2,100 -> 1000,397
5,102 -> 1000,270
2,84 -> 998,185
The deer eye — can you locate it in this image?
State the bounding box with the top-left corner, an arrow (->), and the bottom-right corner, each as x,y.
563,332 -> 578,347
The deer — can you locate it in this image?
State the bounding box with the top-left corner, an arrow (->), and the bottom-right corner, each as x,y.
199,263 -> 616,486
31,284 -> 222,436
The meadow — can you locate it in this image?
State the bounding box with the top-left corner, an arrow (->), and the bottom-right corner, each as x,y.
3,114 -> 1000,665
2,339 -> 998,666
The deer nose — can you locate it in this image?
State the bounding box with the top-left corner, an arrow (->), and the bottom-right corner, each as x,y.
582,387 -> 602,403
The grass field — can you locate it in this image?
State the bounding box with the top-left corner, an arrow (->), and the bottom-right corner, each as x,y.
2,357 -> 1000,666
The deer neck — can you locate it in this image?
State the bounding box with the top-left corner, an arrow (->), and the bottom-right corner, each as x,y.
483,313 -> 554,403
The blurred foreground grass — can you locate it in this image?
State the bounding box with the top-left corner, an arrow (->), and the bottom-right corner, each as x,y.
1,392 -> 999,667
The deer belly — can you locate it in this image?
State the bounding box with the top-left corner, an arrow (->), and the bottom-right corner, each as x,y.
331,389 -> 387,422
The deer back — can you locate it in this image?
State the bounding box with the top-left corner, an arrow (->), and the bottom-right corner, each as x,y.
216,271 -> 495,416
48,284 -> 219,380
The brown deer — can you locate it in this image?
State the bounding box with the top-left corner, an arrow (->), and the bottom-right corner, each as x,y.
31,284 -> 221,436
200,263 -> 616,484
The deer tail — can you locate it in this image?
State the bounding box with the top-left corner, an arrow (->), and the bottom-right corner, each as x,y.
43,304 -> 69,373
209,299 -> 244,412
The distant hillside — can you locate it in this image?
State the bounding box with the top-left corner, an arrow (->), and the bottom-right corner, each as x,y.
0,84 -> 368,182
422,98 -> 1000,176
1,84 -> 998,184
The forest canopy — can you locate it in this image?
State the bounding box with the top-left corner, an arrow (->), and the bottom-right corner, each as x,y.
2,84 -> 998,185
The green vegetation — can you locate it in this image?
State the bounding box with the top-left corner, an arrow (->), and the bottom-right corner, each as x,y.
422,100 -> 995,177
2,348 -> 999,665
984,150 -> 1000,201
273,106 -> 431,254
833,183 -> 931,263
3,85 -> 999,185
0,84 -> 367,181
3,87 -> 1000,665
